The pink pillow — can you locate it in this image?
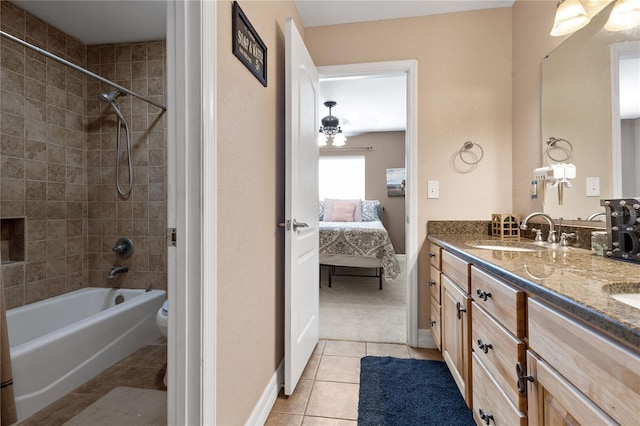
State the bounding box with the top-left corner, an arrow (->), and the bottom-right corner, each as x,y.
324,198 -> 362,221
330,201 -> 356,222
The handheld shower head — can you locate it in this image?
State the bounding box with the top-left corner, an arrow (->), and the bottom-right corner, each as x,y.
97,90 -> 124,104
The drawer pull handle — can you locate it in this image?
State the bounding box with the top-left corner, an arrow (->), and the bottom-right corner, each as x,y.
478,408 -> 494,425
476,289 -> 492,301
429,252 -> 436,258
429,319 -> 436,327
428,280 -> 436,287
516,362 -> 534,394
477,339 -> 493,354
456,301 -> 466,319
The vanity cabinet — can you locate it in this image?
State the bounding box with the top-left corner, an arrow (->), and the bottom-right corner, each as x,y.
441,251 -> 472,406
527,297 -> 640,425
428,244 -> 442,350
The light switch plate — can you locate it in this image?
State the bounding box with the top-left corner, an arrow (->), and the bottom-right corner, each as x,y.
586,177 -> 600,197
427,181 -> 439,199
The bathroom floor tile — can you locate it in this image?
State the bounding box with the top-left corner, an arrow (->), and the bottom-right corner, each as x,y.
302,416 -> 357,426
315,356 -> 361,384
366,342 -> 410,358
265,412 -> 304,426
305,381 -> 359,420
270,379 -> 313,415
301,355 -> 321,380
18,393 -> 101,426
323,340 -> 366,357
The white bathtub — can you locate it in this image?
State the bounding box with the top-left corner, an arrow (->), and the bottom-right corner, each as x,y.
6,287 -> 165,421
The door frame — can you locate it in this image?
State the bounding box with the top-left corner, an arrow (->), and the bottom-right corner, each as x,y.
317,60 -> 419,346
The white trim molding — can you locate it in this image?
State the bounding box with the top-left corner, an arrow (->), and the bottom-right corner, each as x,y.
318,60 -> 419,347
246,360 -> 284,426
167,0 -> 217,424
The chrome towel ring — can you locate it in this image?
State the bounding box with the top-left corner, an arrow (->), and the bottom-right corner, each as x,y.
458,141 -> 484,165
545,137 -> 574,163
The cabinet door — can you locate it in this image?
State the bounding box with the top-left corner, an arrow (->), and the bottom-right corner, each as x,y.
442,274 -> 471,406
526,351 -> 615,426
430,297 -> 441,351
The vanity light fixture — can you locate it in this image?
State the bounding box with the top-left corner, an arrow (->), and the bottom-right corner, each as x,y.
604,0 -> 640,31
550,0 -> 592,36
318,101 -> 347,147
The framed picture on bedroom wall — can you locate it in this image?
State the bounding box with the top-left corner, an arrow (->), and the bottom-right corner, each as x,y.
386,168 -> 406,197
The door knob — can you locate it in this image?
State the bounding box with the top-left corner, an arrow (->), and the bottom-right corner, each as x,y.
292,219 -> 309,231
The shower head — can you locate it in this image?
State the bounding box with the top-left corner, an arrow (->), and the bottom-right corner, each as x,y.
97,90 -> 124,104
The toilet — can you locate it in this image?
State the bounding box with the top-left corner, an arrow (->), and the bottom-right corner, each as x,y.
156,299 -> 168,338
156,300 -> 168,385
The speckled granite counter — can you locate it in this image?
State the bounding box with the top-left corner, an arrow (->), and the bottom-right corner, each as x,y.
428,232 -> 640,350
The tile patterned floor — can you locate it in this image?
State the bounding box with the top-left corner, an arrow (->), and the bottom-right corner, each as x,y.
17,339 -> 167,426
265,340 -> 443,425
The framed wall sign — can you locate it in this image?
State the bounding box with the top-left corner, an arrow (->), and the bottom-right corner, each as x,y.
232,1 -> 268,87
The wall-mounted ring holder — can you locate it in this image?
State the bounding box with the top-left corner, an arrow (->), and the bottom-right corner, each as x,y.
544,136 -> 573,164
112,237 -> 134,258
452,141 -> 484,173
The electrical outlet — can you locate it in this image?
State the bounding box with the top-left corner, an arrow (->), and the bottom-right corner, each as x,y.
427,181 -> 439,199
586,177 -> 600,197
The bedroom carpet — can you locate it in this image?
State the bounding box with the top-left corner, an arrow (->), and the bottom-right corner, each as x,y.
320,255 -> 405,343
358,356 -> 475,426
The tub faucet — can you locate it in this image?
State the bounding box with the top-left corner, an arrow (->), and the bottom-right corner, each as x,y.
520,212 -> 557,244
108,264 -> 129,279
586,211 -> 606,221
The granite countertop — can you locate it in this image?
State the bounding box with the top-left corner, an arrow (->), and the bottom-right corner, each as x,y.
428,233 -> 640,350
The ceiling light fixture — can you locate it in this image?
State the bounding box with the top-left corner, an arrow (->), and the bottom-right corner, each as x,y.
604,0 -> 640,31
318,101 -> 347,147
550,0 -> 591,36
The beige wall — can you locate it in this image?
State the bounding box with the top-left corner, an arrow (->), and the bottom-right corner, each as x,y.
320,131 -> 406,253
216,1 -> 304,423
305,8 -> 513,328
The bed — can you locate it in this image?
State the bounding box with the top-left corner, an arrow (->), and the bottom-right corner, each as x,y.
319,199 -> 400,289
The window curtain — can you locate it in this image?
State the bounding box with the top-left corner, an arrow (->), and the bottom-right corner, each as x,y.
0,253 -> 17,425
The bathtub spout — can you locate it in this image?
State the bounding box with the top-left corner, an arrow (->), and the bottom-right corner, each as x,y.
108,264 -> 128,279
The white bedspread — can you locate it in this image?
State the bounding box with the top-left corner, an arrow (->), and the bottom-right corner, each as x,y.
319,221 -> 400,280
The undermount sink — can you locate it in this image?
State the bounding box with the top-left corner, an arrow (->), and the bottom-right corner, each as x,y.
604,283 -> 640,310
468,240 -> 546,252
610,293 -> 640,309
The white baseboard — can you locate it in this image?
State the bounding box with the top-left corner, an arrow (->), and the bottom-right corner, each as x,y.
417,328 -> 438,349
245,358 -> 284,426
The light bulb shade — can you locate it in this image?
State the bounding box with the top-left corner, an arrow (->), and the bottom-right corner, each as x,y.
332,132 -> 347,146
550,0 -> 591,36
605,0 -> 640,31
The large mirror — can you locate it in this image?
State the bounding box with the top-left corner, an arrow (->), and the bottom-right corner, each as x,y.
542,1 -> 640,221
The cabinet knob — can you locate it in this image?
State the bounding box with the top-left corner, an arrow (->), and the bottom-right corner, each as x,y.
456,301 -> 466,320
516,361 -> 534,394
429,319 -> 436,327
429,252 -> 436,258
478,408 -> 494,425
428,280 -> 436,287
476,289 -> 492,301
477,339 -> 493,354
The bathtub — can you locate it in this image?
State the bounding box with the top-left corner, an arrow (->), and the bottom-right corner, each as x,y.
6,287 -> 165,421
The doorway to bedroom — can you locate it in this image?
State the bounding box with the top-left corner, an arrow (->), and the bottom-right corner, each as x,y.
317,67 -> 412,344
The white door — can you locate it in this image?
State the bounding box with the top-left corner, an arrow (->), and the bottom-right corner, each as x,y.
284,17 -> 320,396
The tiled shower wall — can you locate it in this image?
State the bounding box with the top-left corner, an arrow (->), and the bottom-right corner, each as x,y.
0,0 -> 166,309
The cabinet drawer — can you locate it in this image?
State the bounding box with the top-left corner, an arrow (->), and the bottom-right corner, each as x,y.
429,244 -> 442,269
472,302 -> 526,412
528,298 -> 640,425
472,353 -> 526,426
471,266 -> 525,338
442,250 -> 470,293
429,265 -> 441,304
430,297 -> 441,351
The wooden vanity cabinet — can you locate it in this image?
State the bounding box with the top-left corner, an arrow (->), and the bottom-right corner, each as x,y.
428,244 -> 442,350
441,250 -> 472,406
528,297 -> 640,425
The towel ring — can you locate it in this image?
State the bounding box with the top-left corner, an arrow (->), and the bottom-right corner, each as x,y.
545,137 -> 573,163
458,141 -> 484,165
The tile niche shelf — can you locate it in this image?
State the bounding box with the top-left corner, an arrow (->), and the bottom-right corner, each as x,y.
1,217 -> 26,265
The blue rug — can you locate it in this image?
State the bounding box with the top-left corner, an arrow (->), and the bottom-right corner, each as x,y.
358,356 -> 475,426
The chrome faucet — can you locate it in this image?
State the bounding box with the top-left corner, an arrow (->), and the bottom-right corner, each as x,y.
108,264 -> 129,279
520,212 -> 558,244
585,211 -> 606,221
